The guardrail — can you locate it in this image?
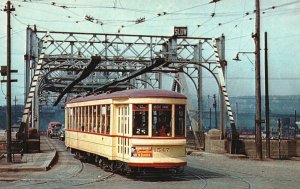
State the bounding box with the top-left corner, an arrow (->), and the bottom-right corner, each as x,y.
0,140 -> 23,160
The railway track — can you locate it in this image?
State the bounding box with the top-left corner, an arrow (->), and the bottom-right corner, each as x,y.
125,168 -> 208,188
4,139 -> 299,189
2,139 -> 114,189
187,157 -> 254,189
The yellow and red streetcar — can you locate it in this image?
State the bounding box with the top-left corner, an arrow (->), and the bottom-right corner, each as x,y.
64,89 -> 187,173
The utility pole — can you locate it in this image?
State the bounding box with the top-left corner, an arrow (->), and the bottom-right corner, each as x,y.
4,0 -> 15,163
209,108 -> 212,130
213,94 -> 217,129
14,96 -> 17,124
294,110 -> 297,139
265,32 -> 270,158
208,95 -> 212,130
278,119 -> 281,159
255,0 -> 262,160
235,102 -> 238,129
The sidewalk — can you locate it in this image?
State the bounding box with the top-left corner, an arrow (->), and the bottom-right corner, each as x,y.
0,136 -> 57,172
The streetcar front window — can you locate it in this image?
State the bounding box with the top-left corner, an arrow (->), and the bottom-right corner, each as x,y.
152,104 -> 172,137
133,104 -> 148,136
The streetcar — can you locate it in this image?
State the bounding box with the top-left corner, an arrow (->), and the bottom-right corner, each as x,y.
64,89 -> 187,174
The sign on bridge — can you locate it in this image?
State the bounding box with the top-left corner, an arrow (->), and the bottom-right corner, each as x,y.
174,27 -> 188,37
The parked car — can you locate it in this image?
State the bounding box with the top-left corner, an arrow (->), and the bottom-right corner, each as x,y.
49,128 -> 60,138
47,122 -> 62,137
59,128 -> 65,141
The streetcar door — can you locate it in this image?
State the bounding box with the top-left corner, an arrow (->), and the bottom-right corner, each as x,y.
116,105 -> 129,161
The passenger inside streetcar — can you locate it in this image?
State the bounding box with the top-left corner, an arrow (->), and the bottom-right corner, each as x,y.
159,124 -> 167,136
155,114 -> 171,136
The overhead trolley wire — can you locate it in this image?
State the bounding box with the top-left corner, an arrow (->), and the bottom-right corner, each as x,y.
8,0 -> 300,35
115,1 -> 211,33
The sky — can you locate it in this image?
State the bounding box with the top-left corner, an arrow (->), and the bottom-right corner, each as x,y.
0,0 -> 299,105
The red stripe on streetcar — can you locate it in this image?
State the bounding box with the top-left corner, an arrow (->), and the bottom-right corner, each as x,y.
128,162 -> 187,168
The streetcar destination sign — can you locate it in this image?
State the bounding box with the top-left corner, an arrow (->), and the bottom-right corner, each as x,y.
174,27 -> 188,37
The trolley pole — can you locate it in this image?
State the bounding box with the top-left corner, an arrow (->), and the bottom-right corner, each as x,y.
265,32 -> 270,158
4,0 -> 15,163
254,0 -> 262,160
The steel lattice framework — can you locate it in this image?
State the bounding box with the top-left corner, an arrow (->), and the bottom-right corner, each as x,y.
22,27 -> 237,150
26,29 -> 225,101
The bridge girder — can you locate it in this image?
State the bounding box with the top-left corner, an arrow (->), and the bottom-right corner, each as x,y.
24,27 -> 234,139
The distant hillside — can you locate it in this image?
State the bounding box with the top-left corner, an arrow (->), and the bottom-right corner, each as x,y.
194,95 -> 300,115
1,95 -> 299,131
0,105 -> 64,130
193,95 -> 300,131
230,95 -> 300,115
0,105 -> 24,130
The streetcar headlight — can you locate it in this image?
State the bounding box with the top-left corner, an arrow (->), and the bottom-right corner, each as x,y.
131,147 -> 136,156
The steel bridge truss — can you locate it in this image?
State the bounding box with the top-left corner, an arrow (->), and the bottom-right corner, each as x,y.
23,27 -> 237,148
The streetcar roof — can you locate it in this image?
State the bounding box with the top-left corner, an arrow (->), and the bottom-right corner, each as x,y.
67,89 -> 187,103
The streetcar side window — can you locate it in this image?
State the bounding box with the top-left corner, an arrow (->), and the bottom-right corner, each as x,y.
97,105 -> 101,133
175,105 -> 185,137
152,104 -> 172,137
71,107 -> 74,130
80,107 -> 84,131
75,107 -> 79,131
77,107 -> 80,131
106,105 -> 111,134
84,106 -> 88,132
88,106 -> 92,132
132,104 -> 148,136
92,106 -> 97,133
69,108 -> 72,130
100,105 -> 106,134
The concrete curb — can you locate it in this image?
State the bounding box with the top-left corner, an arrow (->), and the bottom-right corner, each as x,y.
0,150 -> 57,172
187,150 -> 248,159
188,151 -> 204,156
225,153 -> 248,159
290,156 -> 300,161
44,151 -> 58,171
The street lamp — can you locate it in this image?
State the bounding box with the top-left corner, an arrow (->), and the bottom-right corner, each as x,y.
233,50 -> 264,160
232,52 -> 255,61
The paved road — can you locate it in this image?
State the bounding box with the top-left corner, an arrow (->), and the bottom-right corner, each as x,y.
188,153 -> 300,189
0,139 -> 299,189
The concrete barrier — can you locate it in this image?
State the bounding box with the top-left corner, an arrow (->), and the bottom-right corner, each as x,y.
204,131 -> 300,158
241,139 -> 300,158
205,129 -> 227,154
